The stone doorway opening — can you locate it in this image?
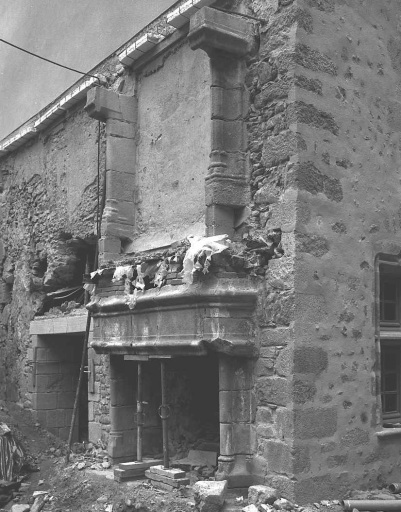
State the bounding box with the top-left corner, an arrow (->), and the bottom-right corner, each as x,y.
32,333 -> 88,442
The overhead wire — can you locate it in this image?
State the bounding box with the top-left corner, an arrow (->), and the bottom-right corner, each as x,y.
0,37 -> 100,80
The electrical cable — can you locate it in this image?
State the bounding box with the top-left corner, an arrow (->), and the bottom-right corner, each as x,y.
0,37 -> 99,80
211,7 -> 264,22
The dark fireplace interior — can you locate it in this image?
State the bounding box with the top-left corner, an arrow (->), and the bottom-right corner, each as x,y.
120,353 -> 220,461
167,354 -> 220,459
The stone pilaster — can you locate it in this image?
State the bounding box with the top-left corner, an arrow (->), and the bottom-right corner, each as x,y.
188,7 -> 255,237
85,88 -> 137,263
216,355 -> 255,487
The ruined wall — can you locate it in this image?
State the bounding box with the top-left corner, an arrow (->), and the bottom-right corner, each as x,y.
0,106 -> 103,404
243,0 -> 401,502
132,41 -> 211,251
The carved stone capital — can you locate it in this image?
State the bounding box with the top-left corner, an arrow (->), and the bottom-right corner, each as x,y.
188,7 -> 254,57
85,87 -> 137,123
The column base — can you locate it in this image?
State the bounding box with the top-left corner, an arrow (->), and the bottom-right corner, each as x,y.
216,454 -> 254,488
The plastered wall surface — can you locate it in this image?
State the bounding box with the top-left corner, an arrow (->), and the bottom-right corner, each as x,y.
134,41 -> 210,251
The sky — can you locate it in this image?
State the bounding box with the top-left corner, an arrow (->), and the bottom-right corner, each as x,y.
0,0 -> 176,140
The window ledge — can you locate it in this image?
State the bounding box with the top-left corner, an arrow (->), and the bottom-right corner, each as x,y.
379,331 -> 401,339
376,428 -> 401,439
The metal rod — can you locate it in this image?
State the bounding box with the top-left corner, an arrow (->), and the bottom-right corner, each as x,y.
65,312 -> 91,463
32,346 -> 38,389
160,360 -> 169,469
137,361 -> 143,462
343,500 -> 401,511
65,253 -> 92,463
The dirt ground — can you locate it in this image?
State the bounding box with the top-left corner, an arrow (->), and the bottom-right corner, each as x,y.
2,401 -> 401,512
0,401 -> 195,512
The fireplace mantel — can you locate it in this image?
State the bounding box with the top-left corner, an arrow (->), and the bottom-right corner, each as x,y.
87,276 -> 258,358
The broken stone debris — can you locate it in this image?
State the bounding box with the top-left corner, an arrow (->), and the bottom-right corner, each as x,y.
10,505 -> 30,512
145,465 -> 190,491
248,485 -> 278,507
242,505 -> 259,512
114,458 -> 164,482
193,480 -> 227,512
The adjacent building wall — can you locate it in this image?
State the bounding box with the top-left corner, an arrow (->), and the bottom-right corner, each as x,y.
246,0 -> 401,502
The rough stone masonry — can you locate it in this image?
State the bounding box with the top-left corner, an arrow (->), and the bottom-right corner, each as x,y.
1,0 -> 401,504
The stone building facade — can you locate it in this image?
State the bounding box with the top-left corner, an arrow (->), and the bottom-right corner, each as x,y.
1,0 -> 401,504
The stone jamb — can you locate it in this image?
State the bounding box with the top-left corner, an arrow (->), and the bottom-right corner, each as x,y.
85,88 -> 138,263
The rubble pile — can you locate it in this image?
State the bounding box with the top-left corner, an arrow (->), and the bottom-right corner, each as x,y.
52,441 -> 112,472
240,496 -> 343,512
236,485 -> 401,512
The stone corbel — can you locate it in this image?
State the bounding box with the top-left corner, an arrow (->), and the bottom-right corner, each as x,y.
85,88 -> 138,263
188,7 -> 255,237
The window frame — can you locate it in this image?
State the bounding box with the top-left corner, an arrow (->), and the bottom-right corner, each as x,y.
381,340 -> 401,422
379,261 -> 401,425
380,271 -> 401,328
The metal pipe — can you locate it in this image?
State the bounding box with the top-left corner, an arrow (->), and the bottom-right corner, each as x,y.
65,254 -> 92,463
160,360 -> 170,469
389,484 -> 401,494
136,362 -> 143,462
343,500 -> 401,511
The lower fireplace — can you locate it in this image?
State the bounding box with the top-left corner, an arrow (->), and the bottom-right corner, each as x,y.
88,275 -> 258,487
